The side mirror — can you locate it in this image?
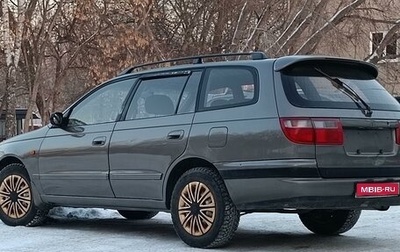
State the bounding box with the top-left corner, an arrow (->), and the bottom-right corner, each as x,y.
50,112 -> 65,127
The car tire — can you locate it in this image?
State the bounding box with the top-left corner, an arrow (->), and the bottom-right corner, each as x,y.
117,210 -> 158,220
0,163 -> 48,227
171,167 -> 239,248
299,209 -> 361,235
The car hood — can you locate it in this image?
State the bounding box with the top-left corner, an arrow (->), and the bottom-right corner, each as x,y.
0,126 -> 49,145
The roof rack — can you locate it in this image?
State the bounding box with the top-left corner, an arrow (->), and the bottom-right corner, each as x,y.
119,51 -> 268,75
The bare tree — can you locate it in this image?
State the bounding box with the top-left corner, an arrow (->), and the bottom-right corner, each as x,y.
30,0 -> 157,125
22,0 -> 67,131
2,0 -> 400,134
1,0 -> 30,138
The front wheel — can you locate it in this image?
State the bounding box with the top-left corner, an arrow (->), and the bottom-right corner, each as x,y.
171,167 -> 239,248
299,209 -> 361,235
0,164 -> 48,226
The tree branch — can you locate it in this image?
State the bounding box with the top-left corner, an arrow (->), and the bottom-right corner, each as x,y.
295,0 -> 366,55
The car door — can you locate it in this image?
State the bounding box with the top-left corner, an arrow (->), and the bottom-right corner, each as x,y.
38,78 -> 135,197
188,67 -> 261,162
109,71 -> 202,200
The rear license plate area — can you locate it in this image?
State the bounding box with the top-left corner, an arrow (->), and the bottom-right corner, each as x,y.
344,129 -> 393,154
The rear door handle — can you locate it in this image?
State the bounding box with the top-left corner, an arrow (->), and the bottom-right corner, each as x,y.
167,130 -> 184,140
92,136 -> 107,146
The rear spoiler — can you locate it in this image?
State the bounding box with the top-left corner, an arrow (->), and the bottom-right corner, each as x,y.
274,56 -> 378,78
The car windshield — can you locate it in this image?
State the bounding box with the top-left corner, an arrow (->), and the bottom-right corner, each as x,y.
280,62 -> 400,111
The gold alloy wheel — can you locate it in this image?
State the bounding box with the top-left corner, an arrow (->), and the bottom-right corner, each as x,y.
0,175 -> 32,219
178,181 -> 216,236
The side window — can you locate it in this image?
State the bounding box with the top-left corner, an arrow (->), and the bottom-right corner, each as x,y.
201,67 -> 257,109
126,75 -> 188,120
68,79 -> 134,126
177,71 -> 202,114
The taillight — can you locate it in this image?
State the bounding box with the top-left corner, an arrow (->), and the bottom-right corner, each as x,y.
280,118 -> 343,145
396,123 -> 400,144
313,119 -> 344,145
279,119 -> 314,144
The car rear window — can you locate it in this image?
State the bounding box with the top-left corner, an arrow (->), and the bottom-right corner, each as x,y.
280,61 -> 400,111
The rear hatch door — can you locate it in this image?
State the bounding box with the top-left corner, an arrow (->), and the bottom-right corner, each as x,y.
275,57 -> 400,178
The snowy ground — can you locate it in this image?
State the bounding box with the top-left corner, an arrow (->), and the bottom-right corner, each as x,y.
1,206 -> 400,252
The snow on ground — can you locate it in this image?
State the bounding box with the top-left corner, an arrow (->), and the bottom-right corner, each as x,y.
48,207 -> 122,219
1,207 -> 400,252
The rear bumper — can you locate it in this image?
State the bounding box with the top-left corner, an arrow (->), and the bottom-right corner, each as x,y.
223,176 -> 400,211
218,159 -> 400,211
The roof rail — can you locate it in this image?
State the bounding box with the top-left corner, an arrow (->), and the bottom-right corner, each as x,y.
119,51 -> 267,75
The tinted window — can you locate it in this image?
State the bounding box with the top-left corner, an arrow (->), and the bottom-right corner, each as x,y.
126,75 -> 188,120
200,67 -> 257,110
177,71 -> 202,114
281,62 -> 400,111
68,79 -> 133,125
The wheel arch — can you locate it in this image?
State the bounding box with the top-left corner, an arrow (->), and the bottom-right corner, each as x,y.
0,156 -> 47,209
0,156 -> 24,172
165,157 -> 221,210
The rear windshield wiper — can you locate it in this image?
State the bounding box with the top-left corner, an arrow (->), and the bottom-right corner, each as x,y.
314,68 -> 373,117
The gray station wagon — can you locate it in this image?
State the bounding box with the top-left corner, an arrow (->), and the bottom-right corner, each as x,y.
1,52 -> 400,248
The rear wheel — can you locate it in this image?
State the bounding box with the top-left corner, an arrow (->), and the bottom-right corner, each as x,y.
299,209 -> 361,235
0,164 -> 48,226
117,210 -> 158,220
171,167 -> 239,248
